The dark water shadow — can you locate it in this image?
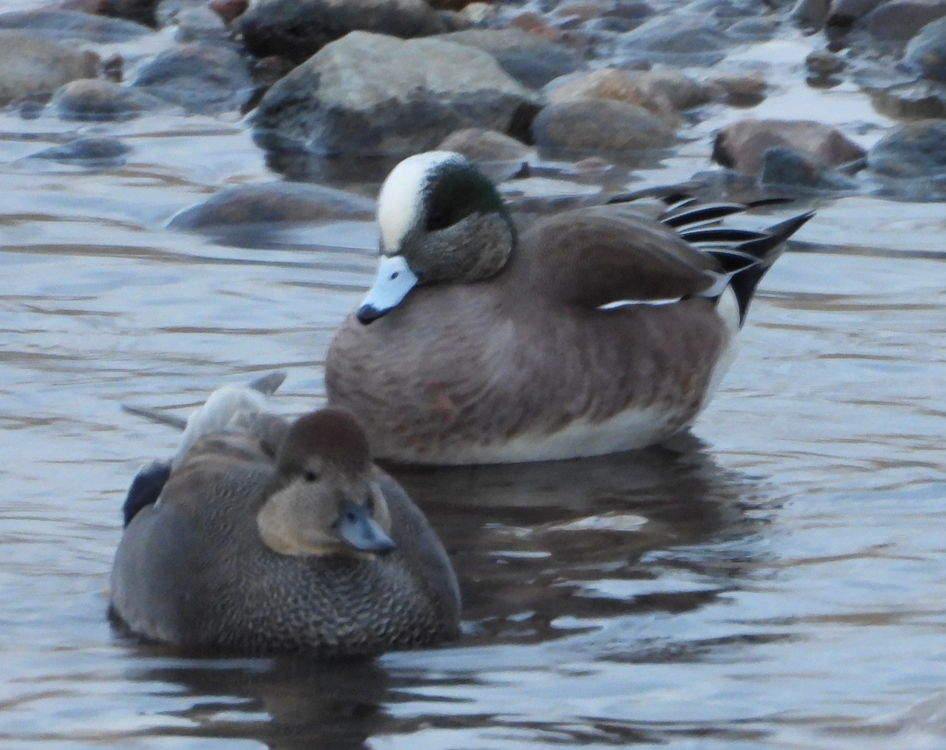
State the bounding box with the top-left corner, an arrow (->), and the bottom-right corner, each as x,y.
115,436 -> 773,748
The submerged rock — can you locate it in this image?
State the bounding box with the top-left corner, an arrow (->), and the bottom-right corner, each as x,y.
131,44 -> 255,114
713,118 -> 866,176
439,29 -> 585,89
169,182 -> 375,231
0,9 -> 152,42
868,119 -> 946,177
237,0 -> 444,64
0,31 -> 99,104
531,98 -> 675,152
252,31 -> 540,157
31,136 -> 132,165
52,78 -> 164,120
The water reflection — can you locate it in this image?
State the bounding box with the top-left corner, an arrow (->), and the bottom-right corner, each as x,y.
110,437 -> 770,748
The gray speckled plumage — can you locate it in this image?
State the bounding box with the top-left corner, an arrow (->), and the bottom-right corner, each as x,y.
110,416 -> 460,656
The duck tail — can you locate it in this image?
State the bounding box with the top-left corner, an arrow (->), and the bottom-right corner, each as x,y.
679,210 -> 813,324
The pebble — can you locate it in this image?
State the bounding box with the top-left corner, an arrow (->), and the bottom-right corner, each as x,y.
0,31 -> 99,104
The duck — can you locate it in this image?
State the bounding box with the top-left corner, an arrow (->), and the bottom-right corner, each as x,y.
325,151 -> 813,465
110,380 -> 461,656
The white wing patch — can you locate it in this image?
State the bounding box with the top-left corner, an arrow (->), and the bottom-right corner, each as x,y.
597,298 -> 682,310
376,151 -> 464,254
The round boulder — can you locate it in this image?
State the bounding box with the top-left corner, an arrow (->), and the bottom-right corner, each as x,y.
237,0 -> 443,64
531,98 -> 676,152
252,31 -> 541,157
168,182 -> 376,231
867,119 -> 946,177
131,44 -> 255,114
905,16 -> 946,82
437,128 -> 536,162
0,9 -> 152,42
863,1 -> 946,43
52,79 -> 164,120
0,31 -> 98,104
713,118 -> 866,176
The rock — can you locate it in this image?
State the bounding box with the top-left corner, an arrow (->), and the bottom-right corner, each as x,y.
31,136 -> 132,165
252,31 -> 540,157
618,14 -> 731,66
102,0 -> 160,27
728,17 -> 778,40
711,73 -> 768,106
531,98 -> 675,152
864,1 -> 946,43
864,78 -> 946,118
437,128 -> 535,162
905,16 -> 946,81
131,44 -> 254,114
208,0 -> 248,23
0,9 -> 152,41
792,0 -> 832,29
827,0 -> 887,26
868,119 -> 946,177
169,6 -> 229,43
806,49 -> 846,78
547,68 -> 671,118
237,0 -> 443,64
713,119 -> 866,176
51,78 -> 165,120
0,31 -> 99,104
439,29 -> 585,89
759,146 -> 859,193
168,182 -> 375,231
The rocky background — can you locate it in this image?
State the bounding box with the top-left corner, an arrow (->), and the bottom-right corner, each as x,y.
4,0 -> 946,226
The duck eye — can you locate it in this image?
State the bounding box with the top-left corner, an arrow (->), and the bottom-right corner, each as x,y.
303,470 -> 318,483
390,271 -> 399,280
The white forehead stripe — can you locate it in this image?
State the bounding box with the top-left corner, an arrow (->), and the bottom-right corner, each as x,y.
376,151 -> 465,254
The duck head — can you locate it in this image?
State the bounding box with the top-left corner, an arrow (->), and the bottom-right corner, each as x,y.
358,151 -> 516,324
256,409 -> 395,557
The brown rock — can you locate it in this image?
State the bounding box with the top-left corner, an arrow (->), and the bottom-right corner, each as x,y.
438,128 -> 535,162
546,68 -> 678,125
532,98 -> 676,152
713,118 -> 866,175
864,0 -> 946,42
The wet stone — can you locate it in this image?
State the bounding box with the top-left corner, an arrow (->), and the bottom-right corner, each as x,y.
131,44 -> 254,114
168,182 -> 375,231
531,98 -> 676,152
806,49 -> 846,78
759,145 -> 859,194
437,128 -> 536,163
51,78 -> 164,120
618,14 -> 732,66
252,31 -> 540,157
867,119 -> 946,178
439,29 -> 586,90
0,9 -> 153,42
710,73 -> 768,107
237,0 -> 444,64
545,67 -> 679,125
101,0 -> 160,27
31,136 -> 132,165
864,1 -> 946,43
0,31 -> 99,104
905,16 -> 946,82
713,118 -> 866,176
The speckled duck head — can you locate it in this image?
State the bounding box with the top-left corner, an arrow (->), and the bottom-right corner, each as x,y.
257,408 -> 395,557
358,151 -> 516,324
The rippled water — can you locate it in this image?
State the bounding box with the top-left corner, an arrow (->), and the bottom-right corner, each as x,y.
3,10 -> 946,750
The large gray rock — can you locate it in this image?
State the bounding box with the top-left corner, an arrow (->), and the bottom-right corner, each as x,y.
531,98 -> 675,152
252,32 -> 541,157
905,16 -> 946,81
713,118 -> 866,176
438,29 -> 585,89
864,0 -> 946,43
0,31 -> 99,104
131,44 -> 255,114
617,14 -> 731,66
868,119 -> 946,177
238,0 -> 444,64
